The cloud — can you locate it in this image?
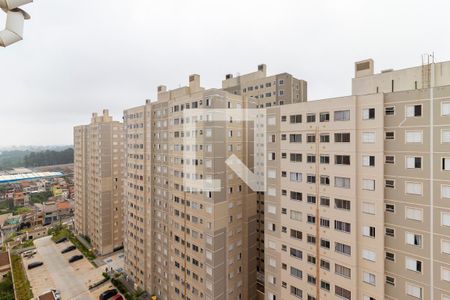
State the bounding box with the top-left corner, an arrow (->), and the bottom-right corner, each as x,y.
0,0 -> 449,145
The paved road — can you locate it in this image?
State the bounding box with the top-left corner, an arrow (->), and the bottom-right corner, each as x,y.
33,236 -> 92,300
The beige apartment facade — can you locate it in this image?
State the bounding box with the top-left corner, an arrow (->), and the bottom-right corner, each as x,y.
74,110 -> 124,255
264,58 -> 450,300
124,75 -> 262,300
121,59 -> 450,300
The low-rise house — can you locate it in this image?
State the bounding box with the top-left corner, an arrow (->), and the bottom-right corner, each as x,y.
25,227 -> 47,240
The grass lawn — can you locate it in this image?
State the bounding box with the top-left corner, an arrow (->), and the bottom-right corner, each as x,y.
11,254 -> 33,300
0,272 -> 15,300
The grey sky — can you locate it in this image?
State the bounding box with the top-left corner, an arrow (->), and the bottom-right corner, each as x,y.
1,0 -> 449,146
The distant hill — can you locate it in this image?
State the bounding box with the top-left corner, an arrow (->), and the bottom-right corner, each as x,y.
0,148 -> 74,170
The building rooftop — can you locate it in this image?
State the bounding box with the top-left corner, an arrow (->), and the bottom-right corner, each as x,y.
0,172 -> 63,184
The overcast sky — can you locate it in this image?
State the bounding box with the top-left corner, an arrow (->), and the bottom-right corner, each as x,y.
0,0 -> 449,146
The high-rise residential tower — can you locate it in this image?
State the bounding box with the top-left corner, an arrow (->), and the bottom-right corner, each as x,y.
74,109 -> 124,255
264,57 -> 450,300
123,67 -> 307,300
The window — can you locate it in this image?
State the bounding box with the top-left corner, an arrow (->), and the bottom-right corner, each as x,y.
281,115 -> 287,122
385,106 -> 395,116
385,131 -> 395,140
406,282 -> 423,299
307,154 -> 316,163
335,220 -> 351,233
385,179 -> 395,188
362,179 -> 375,191
290,191 -> 302,201
406,156 -> 422,169
320,175 -> 330,186
290,229 -> 302,240
443,158 -> 450,171
406,104 -> 422,117
362,155 -> 375,167
442,212 -> 450,227
290,172 -> 302,182
442,101 -> 450,116
335,264 -> 351,278
334,133 -> 350,142
441,239 -> 450,255
320,239 -> 330,249
307,235 -> 316,244
320,281 -> 330,291
320,218 -> 330,228
307,174 -> 316,183
362,132 -> 376,143
363,272 -> 376,285
405,257 -> 422,272
385,228 -> 395,237
290,247 -> 302,259
335,242 -> 351,255
385,276 -> 395,286
334,110 -> 350,121
363,108 -> 375,120
362,249 -> 376,261
335,286 -> 351,300
307,113 -> 316,123
320,196 -> 330,206
362,202 -> 376,215
363,226 -> 376,238
289,134 -> 302,143
441,267 -> 450,282
290,210 -> 302,221
385,155 -> 395,164
442,185 -> 450,199
442,129 -> 450,143
290,114 -> 302,124
386,252 -> 395,262
405,232 -> 422,246
320,155 -> 330,164
307,215 -> 316,224
290,266 -> 303,279
306,275 -> 316,285
307,134 -> 316,143
406,207 -> 423,221
319,112 -> 330,122
335,177 -> 350,189
320,134 -> 330,143
406,130 -> 423,143
335,198 -> 350,210
307,195 -> 316,204
290,153 -> 302,162
405,182 -> 423,195
335,155 -> 351,165
267,204 -> 276,214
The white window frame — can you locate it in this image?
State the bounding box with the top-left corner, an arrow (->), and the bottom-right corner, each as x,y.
362,132 -> 376,144
442,184 -> 450,199
441,129 -> 450,143
405,130 -> 423,144
442,101 -> 450,116
441,212 -> 450,227
405,206 -> 423,221
405,181 -> 423,195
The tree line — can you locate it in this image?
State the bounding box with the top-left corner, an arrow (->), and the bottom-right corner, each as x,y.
23,148 -> 74,167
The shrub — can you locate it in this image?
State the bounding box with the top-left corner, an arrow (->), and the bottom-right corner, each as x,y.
11,254 -> 33,300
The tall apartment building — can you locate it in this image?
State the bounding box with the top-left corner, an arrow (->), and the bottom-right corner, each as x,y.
264,57 -> 450,300
222,64 -> 307,108
74,109 -> 124,255
222,65 -> 308,291
124,75 -> 261,300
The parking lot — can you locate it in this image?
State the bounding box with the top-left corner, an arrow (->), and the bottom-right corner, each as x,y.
24,236 -> 113,300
